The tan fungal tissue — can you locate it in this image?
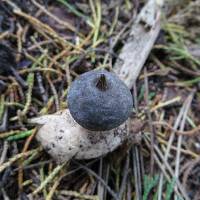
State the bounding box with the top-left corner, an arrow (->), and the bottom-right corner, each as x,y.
30,109 -> 129,163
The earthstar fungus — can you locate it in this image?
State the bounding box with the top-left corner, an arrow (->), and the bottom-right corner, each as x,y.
31,70 -> 133,163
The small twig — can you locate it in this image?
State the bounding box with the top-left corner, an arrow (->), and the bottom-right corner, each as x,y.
60,190 -> 99,200
32,162 -> 66,195
174,92 -> 194,200
150,96 -> 181,112
114,0 -> 163,87
144,135 -> 190,200
73,160 -> 120,200
0,141 -> 9,165
0,148 -> 40,173
157,95 -> 189,199
31,0 -> 78,34
182,157 -> 200,189
127,178 -> 132,200
4,0 -> 78,49
156,136 -> 198,158
20,70 -> 34,117
118,154 -> 130,200
36,72 -> 48,103
132,78 -> 143,200
0,108 -> 8,132
144,67 -> 155,175
132,146 -> 142,200
10,67 -> 28,88
152,121 -> 200,136
46,76 -> 60,111
18,128 -> 37,192
97,158 -> 104,200
14,160 -> 52,172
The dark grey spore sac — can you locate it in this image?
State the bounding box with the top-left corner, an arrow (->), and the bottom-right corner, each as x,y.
67,70 -> 133,131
